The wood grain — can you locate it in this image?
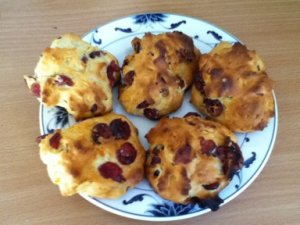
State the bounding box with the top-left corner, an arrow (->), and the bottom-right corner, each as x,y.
0,0 -> 299,224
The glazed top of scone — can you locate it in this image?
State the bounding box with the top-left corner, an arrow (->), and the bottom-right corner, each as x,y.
38,113 -> 145,198
24,33 -> 120,120
192,42 -> 274,132
119,31 -> 200,120
145,114 -> 243,205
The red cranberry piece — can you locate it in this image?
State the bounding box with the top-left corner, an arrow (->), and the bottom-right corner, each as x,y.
210,68 -> 223,78
107,60 -> 120,87
203,182 -> 220,190
215,140 -> 244,179
132,38 -> 141,53
36,134 -> 48,144
117,142 -> 137,165
150,156 -> 161,165
109,119 -> 131,140
124,71 -> 135,86
98,162 -> 124,182
153,170 -> 160,177
49,132 -> 61,149
184,112 -> 201,118
90,104 -> 98,114
81,55 -> 88,64
201,138 -> 216,155
89,50 -> 102,59
174,144 -> 192,164
55,75 -> 74,86
203,98 -> 223,117
92,123 -> 112,144
175,75 -> 185,89
143,108 -> 161,120
194,72 -> 206,95
122,58 -> 129,68
137,100 -> 150,109
31,83 -> 41,97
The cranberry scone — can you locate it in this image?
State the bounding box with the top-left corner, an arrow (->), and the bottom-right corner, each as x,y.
37,113 -> 145,198
191,42 -> 274,132
119,31 -> 200,120
24,33 -> 120,120
145,113 -> 243,208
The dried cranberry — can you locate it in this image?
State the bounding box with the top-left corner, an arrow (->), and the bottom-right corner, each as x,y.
124,71 -> 135,86
152,145 -> 164,155
203,182 -> 220,190
55,75 -> 74,86
31,83 -> 41,97
117,142 -> 137,165
143,108 -> 161,120
81,55 -> 88,64
210,68 -> 223,77
183,112 -> 201,118
122,58 -> 129,68
109,119 -> 131,140
90,104 -> 98,114
175,75 -> 185,89
203,98 -> 223,117
49,132 -> 61,149
137,100 -> 150,109
174,144 -> 192,164
92,123 -> 112,144
107,60 -> 120,87
89,50 -> 102,59
215,140 -> 243,179
194,72 -> 206,95
98,162 -> 124,182
153,170 -> 160,177
132,39 -> 141,53
150,156 -> 161,165
201,138 -> 216,155
36,134 -> 48,144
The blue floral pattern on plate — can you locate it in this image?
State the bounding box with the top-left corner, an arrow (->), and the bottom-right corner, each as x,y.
39,13 -> 278,221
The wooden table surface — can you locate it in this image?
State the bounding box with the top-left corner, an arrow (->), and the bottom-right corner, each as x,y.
1,0 -> 299,224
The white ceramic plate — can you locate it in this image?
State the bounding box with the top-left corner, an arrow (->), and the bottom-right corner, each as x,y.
39,13 -> 278,221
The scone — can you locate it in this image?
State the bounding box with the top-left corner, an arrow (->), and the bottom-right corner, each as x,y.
119,31 -> 200,120
145,113 -> 243,206
24,33 -> 120,120
37,113 -> 145,198
191,42 -> 274,132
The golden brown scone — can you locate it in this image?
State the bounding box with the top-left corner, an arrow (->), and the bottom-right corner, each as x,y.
24,33 -> 120,120
119,31 -> 200,120
146,113 -> 243,205
191,42 -> 275,132
37,113 -> 145,198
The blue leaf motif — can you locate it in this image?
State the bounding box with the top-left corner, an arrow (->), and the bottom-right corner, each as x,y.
54,106 -> 69,128
244,152 -> 257,168
168,20 -> 186,29
134,13 -> 167,24
122,194 -> 151,205
147,202 -> 195,216
91,29 -> 102,45
207,30 -> 222,41
114,27 -> 133,33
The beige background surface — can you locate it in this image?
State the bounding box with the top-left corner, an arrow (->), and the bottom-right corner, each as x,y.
1,0 -> 299,224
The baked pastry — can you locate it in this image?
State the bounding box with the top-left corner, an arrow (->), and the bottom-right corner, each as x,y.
37,113 -> 145,198
145,113 -> 243,206
191,42 -> 274,132
119,31 -> 200,120
24,33 -> 120,120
